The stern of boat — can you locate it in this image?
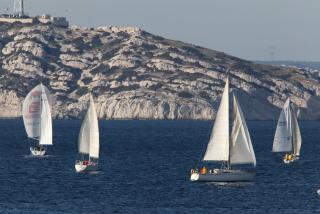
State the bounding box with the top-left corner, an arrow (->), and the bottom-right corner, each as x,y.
30,147 -> 46,156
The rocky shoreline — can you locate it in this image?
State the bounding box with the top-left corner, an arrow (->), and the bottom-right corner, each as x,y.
1,22 -> 320,120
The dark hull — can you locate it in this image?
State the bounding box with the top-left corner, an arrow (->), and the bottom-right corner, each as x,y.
191,169 -> 255,182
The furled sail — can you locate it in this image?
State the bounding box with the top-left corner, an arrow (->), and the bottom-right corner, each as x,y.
78,95 -> 99,159
203,78 -> 229,161
272,98 -> 293,152
39,85 -> 52,145
230,94 -> 256,167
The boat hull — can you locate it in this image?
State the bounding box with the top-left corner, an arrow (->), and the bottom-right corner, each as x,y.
30,147 -> 46,156
190,169 -> 255,182
283,155 -> 299,164
75,161 -> 98,173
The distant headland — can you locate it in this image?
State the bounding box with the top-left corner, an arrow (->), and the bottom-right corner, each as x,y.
0,3 -> 320,120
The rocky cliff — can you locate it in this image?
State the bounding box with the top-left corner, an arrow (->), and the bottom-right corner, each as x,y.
0,22 -> 319,120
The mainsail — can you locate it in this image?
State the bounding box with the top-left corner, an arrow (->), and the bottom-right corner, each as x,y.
78,95 -> 99,159
23,84 -> 52,145
202,77 -> 256,167
203,78 -> 229,161
272,98 -> 302,155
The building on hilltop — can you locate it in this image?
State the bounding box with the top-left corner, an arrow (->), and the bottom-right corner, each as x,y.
37,14 -> 69,27
0,0 -> 69,27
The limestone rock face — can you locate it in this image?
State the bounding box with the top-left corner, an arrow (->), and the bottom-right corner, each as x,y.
0,22 -> 319,120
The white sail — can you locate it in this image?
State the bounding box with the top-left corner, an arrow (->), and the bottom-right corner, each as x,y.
203,78 -> 229,161
291,104 -> 302,156
78,95 -> 99,159
272,98 -> 293,152
39,84 -> 52,145
230,94 -> 256,166
22,84 -> 43,139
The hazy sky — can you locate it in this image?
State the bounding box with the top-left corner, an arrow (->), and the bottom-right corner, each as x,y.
1,0 -> 319,61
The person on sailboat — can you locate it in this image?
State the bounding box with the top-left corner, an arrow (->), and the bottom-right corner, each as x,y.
284,153 -> 293,162
200,166 -> 207,175
83,160 -> 89,165
35,145 -> 44,151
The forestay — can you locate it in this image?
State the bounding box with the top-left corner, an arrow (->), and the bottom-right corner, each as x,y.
78,95 -> 99,159
230,94 -> 256,166
203,78 -> 229,161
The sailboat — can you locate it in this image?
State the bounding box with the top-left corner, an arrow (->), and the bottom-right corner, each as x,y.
75,95 -> 100,173
272,98 -> 302,164
190,77 -> 256,182
22,83 -> 53,156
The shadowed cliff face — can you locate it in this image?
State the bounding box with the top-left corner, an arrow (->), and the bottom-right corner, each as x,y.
0,22 -> 319,120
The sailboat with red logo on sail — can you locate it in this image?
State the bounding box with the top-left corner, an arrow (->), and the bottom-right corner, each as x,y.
22,83 -> 53,156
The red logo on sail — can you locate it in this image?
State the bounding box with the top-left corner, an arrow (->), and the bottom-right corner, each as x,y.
31,91 -> 41,97
29,102 -> 40,113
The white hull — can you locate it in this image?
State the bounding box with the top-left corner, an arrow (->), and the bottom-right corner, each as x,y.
190,169 -> 255,182
75,161 -> 98,173
30,147 -> 46,156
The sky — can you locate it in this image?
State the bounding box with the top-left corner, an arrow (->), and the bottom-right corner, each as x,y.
1,0 -> 319,61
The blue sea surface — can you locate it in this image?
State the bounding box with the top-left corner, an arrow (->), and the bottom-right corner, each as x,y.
0,120 -> 319,213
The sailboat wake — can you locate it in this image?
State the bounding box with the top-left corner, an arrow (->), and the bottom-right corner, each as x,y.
208,181 -> 254,188
23,154 -> 54,159
88,171 -> 102,175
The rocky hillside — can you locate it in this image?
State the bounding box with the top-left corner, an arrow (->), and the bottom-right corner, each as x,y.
0,22 -> 320,120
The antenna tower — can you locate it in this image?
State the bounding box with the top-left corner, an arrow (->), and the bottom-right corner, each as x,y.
13,0 -> 24,17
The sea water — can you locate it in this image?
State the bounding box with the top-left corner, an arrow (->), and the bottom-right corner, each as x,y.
0,119 -> 319,213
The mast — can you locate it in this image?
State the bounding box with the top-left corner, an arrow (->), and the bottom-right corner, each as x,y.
227,76 -> 231,170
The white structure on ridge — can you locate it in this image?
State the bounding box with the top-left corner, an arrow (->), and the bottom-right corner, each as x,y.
0,0 -> 69,27
14,0 -> 25,17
